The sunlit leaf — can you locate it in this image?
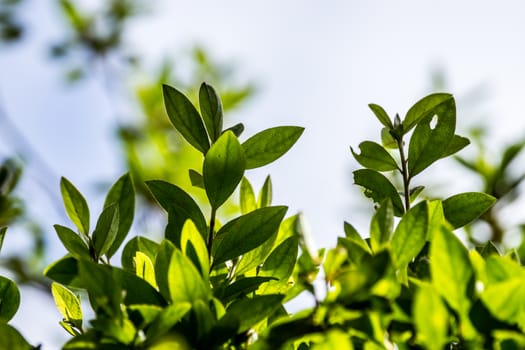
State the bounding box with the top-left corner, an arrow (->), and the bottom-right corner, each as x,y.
351,141 -> 398,171
199,82 -> 223,142
60,177 -> 90,236
370,199 -> 394,252
368,103 -> 392,128
403,93 -> 453,134
0,276 -> 20,322
391,201 -> 428,268
442,192 -> 496,228
54,224 -> 90,260
353,169 -> 404,216
51,282 -> 82,330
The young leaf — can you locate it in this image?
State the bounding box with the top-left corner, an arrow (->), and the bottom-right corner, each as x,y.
91,204 -> 119,259
258,175 -> 273,208
54,224 -> 90,260
0,276 -> 20,322
212,206 -> 288,266
353,169 -> 404,216
381,127 -> 397,149
146,180 -> 207,242
51,282 -> 82,330
103,173 -> 135,258
121,235 -> 159,272
240,177 -> 256,214
223,122 -> 244,137
391,201 -> 428,268
203,131 -> 245,209
407,97 -> 456,176
134,252 -> 157,288
60,177 -> 90,236
351,141 -> 398,171
180,220 -> 209,278
368,103 -> 393,128
442,192 -> 496,228
199,82 -> 223,142
188,169 -> 205,189
413,284 -> 449,350
403,93 -> 453,134
163,84 -> 210,154
168,249 -> 211,304
431,226 -> 473,315
242,126 -> 304,169
369,199 -> 394,252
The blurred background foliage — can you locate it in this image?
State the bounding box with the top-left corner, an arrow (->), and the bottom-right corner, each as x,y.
0,0 -> 255,289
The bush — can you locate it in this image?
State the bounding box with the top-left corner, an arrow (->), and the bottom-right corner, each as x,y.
1,83 -> 524,349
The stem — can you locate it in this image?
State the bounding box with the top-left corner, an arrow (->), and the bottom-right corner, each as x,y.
397,138 -> 411,211
207,207 -> 217,260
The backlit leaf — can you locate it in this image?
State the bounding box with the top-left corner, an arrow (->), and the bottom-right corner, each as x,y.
168,249 -> 211,304
199,82 -> 223,142
54,224 -> 90,260
403,93 -> 453,134
443,192 -> 496,228
370,199 -> 394,252
60,177 -> 90,236
91,204 -> 119,259
51,282 -> 82,330
391,201 -> 428,268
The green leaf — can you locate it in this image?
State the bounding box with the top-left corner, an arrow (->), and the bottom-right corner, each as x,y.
219,294 -> 284,333
369,199 -> 394,252
60,177 -> 90,236
403,93 -> 453,134
180,219 -> 209,278
258,175 -> 273,208
168,249 -> 211,304
147,180 -> 207,243
104,173 -> 135,258
44,256 -> 80,287
0,323 -> 33,350
0,226 -> 6,253
427,200 -> 445,240
351,141 -> 398,171
481,279 -> 525,329
91,204 -> 119,259
134,251 -> 157,288
121,235 -> 159,272
189,169 -> 205,189
381,127 -> 397,149
368,103 -> 392,128
431,226 -> 473,315
242,126 -> 304,169
223,122 -> 244,137
353,169 -> 404,216
155,240 -> 176,302
54,224 -> 90,260
407,97 -> 456,176
240,177 -> 256,214
51,282 -> 82,330
163,84 -> 210,154
0,276 -> 20,322
203,131 -> 245,209
146,302 -> 192,341
259,236 -> 299,294
440,134 -> 470,158
212,206 -> 287,266
217,277 -> 276,303
442,192 -> 496,229
391,201 -> 428,268
413,284 -> 449,350
343,222 -> 370,253
199,82 -> 223,142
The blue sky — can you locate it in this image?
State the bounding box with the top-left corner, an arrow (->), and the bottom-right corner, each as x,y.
2,0 -> 525,347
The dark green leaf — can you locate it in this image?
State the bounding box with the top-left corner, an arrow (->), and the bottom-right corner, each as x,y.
391,201 -> 428,268
60,177 -> 90,236
219,294 -> 284,333
155,240 -> 176,302
0,226 -> 6,253
163,84 -> 210,154
368,103 -> 392,128
121,235 -> 159,272
0,323 -> 33,350
212,206 -> 288,266
104,173 -> 135,258
259,236 -> 299,294
370,199 -> 394,252
0,276 -> 20,322
222,122 -> 244,137
218,277 -> 276,303
203,131 -> 245,209
351,141 -> 398,171
242,126 -> 304,169
146,302 -> 192,341
257,175 -> 273,208
403,93 -> 453,133
431,226 -> 473,314
91,204 -> 119,258
147,180 -> 207,243
199,82 -> 223,142
353,169 -> 404,216
440,134 -> 470,158
188,169 -> 205,189
443,192 -> 496,228
54,224 -> 90,260
407,97 -> 456,176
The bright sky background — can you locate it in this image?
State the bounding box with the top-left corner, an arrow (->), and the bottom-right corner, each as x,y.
2,0 -> 525,347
